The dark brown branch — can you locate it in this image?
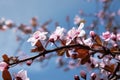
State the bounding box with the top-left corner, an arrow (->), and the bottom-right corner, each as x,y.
9,44 -> 91,66
9,43 -> 120,67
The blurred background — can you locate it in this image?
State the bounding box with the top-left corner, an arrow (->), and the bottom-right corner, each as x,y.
0,0 -> 120,80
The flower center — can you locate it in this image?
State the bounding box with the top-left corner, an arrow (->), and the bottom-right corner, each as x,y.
16,77 -> 22,80
35,35 -> 39,39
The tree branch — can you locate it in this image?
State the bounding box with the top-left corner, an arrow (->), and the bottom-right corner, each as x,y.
9,44 -> 91,66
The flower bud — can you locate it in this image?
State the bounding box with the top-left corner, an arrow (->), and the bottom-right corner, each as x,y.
90,31 -> 96,38
74,75 -> 80,80
111,33 -> 117,41
91,73 -> 96,80
26,60 -> 33,66
116,71 -> 120,76
80,70 -> 86,79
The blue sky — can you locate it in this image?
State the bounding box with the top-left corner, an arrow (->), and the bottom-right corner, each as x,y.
0,0 -> 120,80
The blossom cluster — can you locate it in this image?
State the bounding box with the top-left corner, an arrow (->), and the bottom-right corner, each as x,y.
26,15 -> 120,80
0,14 -> 119,80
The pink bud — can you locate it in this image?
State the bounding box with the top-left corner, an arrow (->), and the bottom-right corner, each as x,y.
80,70 -> 86,79
111,33 -> 116,41
90,31 -> 96,37
113,43 -> 118,47
91,73 -> 96,80
0,62 -> 8,71
74,75 -> 80,80
26,60 -> 32,66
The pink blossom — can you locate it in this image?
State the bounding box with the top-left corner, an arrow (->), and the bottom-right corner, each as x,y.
117,9 -> 120,16
66,23 -> 85,45
49,33 -> 58,42
99,62 -> 105,68
77,23 -> 86,37
54,26 -> 65,37
91,73 -> 96,80
74,15 -> 83,25
90,57 -> 99,67
5,19 -> 14,27
102,31 -> 111,41
110,33 -> 116,41
0,62 -> 8,71
90,31 -> 96,37
68,60 -> 76,69
84,38 -> 93,47
66,27 -> 77,45
117,33 -> 120,41
115,54 -> 120,60
0,17 -> 5,24
15,70 -> 30,80
97,10 -> 105,19
49,26 -> 65,42
27,31 -> 48,46
110,12 -> 116,17
77,29 -> 86,37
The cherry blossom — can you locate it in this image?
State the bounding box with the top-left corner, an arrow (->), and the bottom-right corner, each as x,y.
117,9 -> 120,16
0,62 -> 8,71
110,33 -> 116,41
77,23 -> 86,37
91,73 -> 97,80
74,15 -> 85,26
5,19 -> 14,28
90,31 -> 96,37
101,31 -> 111,41
117,33 -> 120,41
49,26 -> 65,42
66,27 -> 77,45
97,10 -> 105,19
84,38 -> 93,47
27,31 -> 48,46
74,15 -> 82,25
77,29 -> 86,37
66,23 -> 85,45
15,70 -> 30,80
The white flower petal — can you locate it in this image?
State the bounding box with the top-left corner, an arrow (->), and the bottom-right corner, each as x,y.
16,70 -> 30,80
78,22 -> 84,30
0,62 -> 8,71
78,30 -> 86,37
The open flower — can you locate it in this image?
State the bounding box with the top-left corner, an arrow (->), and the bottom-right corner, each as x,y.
117,33 -> 120,41
74,15 -> 81,25
84,38 -> 93,47
27,31 -> 48,46
66,27 -> 77,45
77,23 -> 86,37
101,31 -> 111,41
0,62 -> 8,71
49,26 -> 65,42
15,70 -> 30,80
66,23 -> 85,45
